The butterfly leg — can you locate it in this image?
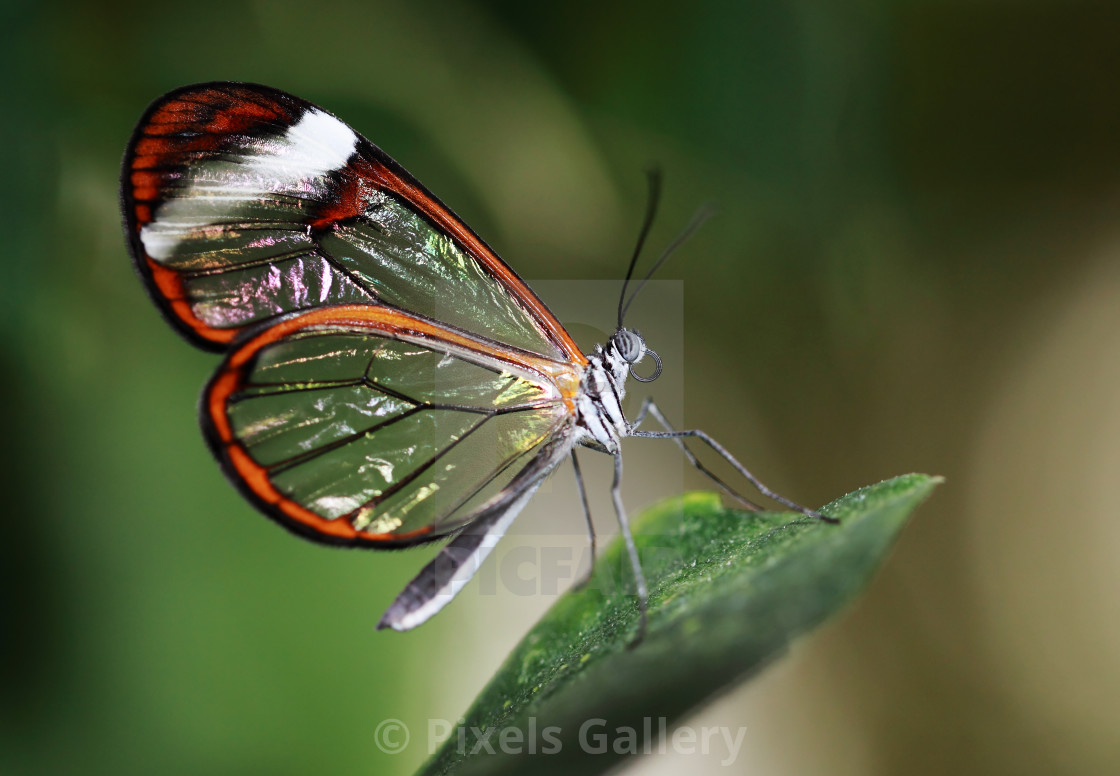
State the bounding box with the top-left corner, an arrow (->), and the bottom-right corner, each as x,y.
629,398 -> 764,512
570,450 -> 597,589
611,450 -> 650,647
630,402 -> 836,523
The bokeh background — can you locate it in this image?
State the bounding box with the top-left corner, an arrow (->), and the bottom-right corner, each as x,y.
4,1 -> 1120,773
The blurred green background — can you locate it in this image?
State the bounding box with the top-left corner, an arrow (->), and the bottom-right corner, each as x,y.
4,0 -> 1120,773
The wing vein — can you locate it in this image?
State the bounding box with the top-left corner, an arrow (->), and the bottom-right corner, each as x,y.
356,413 -> 492,510
266,405 -> 426,475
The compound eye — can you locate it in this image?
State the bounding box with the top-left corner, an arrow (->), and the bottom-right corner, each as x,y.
616,329 -> 644,363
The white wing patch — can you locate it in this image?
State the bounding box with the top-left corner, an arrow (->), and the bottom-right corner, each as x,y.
259,108 -> 358,181
140,108 -> 358,262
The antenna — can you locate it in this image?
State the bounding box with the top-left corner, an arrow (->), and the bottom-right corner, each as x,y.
618,169 -> 662,330
619,204 -> 716,325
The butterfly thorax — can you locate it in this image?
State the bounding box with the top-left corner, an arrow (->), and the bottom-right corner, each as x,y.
575,329 -> 647,453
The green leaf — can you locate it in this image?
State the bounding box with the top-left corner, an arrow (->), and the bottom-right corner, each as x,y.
417,474 -> 940,776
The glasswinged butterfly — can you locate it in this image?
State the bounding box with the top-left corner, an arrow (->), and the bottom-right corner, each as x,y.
120,82 -> 831,639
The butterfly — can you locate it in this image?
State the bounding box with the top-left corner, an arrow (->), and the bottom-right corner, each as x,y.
120,82 -> 830,638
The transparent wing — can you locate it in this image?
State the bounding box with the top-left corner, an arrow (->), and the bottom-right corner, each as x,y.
121,82 -> 584,364
203,305 -> 581,546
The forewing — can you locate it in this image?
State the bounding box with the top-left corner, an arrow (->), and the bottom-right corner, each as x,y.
122,82 -> 583,363
203,305 -> 580,546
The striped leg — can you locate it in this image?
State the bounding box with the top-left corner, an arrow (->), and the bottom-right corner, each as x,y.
610,450 -> 650,646
570,449 -> 597,588
630,399 -> 834,523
